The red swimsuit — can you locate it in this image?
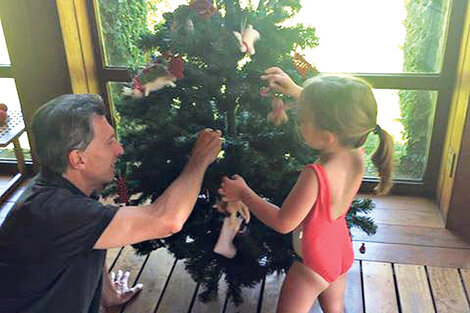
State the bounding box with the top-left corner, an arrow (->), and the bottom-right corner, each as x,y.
300,163 -> 354,283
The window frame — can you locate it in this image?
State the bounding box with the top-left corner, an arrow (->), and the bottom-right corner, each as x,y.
86,0 -> 469,196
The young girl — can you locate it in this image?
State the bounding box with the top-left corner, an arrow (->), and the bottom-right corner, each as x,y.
218,67 -> 393,313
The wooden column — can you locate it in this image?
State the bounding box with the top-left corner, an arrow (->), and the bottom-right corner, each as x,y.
447,96 -> 470,237
438,4 -> 470,237
56,0 -> 101,94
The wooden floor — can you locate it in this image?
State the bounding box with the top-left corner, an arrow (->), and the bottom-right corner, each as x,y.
1,179 -> 470,312
105,247 -> 470,313
102,194 -> 470,313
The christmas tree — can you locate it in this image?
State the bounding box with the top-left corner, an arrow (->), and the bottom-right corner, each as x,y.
108,0 -> 377,305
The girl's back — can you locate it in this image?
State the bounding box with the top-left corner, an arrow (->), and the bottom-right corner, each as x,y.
321,148 -> 364,220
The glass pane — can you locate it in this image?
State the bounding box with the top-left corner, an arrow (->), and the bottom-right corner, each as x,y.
96,0 -> 186,67
0,19 -> 11,65
97,0 -> 450,73
364,89 -> 437,180
289,0 -> 450,73
109,82 -> 436,181
0,78 -> 31,160
0,78 -> 21,111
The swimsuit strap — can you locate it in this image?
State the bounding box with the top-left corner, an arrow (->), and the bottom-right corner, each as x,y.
304,163 -> 332,221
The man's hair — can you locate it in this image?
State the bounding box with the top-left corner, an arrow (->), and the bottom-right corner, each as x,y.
32,94 -> 106,174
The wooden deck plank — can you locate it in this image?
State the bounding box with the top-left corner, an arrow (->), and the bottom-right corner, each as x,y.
106,247 -> 123,270
224,281 -> 262,313
428,266 -> 470,313
260,272 -> 285,313
358,195 -> 439,213
362,261 -> 399,313
109,246 -> 147,285
461,269 -> 470,304
104,246 -> 148,313
191,276 -> 229,313
351,223 -> 470,249
353,241 -> 470,269
123,248 -> 176,313
394,264 -> 435,313
345,261 -> 363,313
365,209 -> 443,228
156,260 -> 197,313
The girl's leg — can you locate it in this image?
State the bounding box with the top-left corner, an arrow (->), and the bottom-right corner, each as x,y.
277,261 -> 329,313
318,272 -> 347,313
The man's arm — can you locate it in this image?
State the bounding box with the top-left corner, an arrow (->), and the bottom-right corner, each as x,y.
94,129 -> 222,249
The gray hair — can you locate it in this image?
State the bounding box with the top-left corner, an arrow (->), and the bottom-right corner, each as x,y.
32,94 -> 106,174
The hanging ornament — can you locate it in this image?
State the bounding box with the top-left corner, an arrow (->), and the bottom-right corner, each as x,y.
267,97 -> 289,126
185,18 -> 195,32
359,242 -> 366,254
123,54 -> 185,98
292,52 -> 317,79
116,175 -> 130,205
171,18 -> 195,34
213,200 -> 251,258
189,0 -> 217,18
233,24 -> 260,55
259,87 -> 276,98
168,55 -> 185,79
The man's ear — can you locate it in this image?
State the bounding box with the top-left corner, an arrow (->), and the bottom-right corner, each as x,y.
67,150 -> 86,170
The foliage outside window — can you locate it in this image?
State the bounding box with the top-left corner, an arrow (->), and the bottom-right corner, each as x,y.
398,0 -> 449,178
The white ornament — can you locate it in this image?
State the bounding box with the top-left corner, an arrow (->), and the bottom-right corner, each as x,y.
233,24 -> 260,55
213,201 -> 250,258
213,216 -> 243,258
141,75 -> 176,97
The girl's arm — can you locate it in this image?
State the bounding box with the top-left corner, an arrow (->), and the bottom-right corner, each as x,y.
260,67 -> 303,99
219,168 -> 318,234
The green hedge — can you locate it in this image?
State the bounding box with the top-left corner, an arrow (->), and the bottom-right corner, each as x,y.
399,0 -> 447,178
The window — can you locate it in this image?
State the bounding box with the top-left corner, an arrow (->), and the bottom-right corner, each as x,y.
89,0 -> 468,193
0,19 -> 31,161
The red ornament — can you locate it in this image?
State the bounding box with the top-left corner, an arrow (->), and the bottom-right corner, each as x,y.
189,0 -> 217,18
0,110 -> 7,125
168,55 -> 185,79
0,103 -> 8,125
359,243 -> 366,254
117,175 -> 130,204
267,97 -> 289,126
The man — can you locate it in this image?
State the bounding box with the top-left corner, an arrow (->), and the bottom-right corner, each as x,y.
0,94 -> 222,312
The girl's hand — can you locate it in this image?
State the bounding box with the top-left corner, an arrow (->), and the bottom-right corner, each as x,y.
218,175 -> 249,202
260,67 -> 303,99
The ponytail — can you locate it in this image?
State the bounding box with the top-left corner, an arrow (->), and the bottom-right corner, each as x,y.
372,125 -> 394,195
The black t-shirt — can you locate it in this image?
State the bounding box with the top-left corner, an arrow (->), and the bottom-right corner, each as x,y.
0,172 -> 118,313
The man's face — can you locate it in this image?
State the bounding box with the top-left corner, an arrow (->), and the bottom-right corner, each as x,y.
81,115 -> 124,189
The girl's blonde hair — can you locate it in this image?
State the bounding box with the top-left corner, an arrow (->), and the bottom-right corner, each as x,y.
301,75 -> 393,195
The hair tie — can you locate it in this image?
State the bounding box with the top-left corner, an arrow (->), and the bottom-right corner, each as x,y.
374,124 -> 382,135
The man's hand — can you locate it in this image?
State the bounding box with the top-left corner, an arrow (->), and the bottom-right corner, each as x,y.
190,128 -> 222,167
260,67 -> 303,99
101,270 -> 143,311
